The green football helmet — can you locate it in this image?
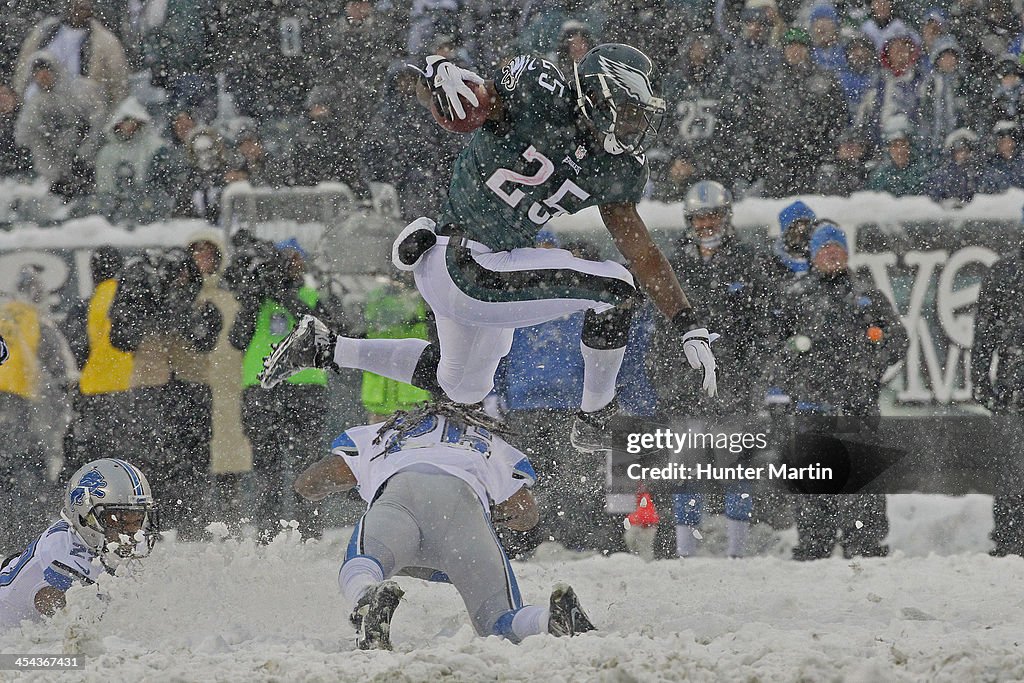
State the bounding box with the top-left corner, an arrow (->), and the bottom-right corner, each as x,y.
573,43 -> 667,156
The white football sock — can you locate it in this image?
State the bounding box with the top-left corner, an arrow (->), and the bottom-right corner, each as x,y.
676,524 -> 699,558
511,605 -> 550,640
338,556 -> 385,607
580,343 -> 626,412
333,337 -> 430,385
726,518 -> 750,558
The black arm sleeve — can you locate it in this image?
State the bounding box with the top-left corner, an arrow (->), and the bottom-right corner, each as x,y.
61,299 -> 90,370
228,295 -> 261,351
185,301 -> 223,354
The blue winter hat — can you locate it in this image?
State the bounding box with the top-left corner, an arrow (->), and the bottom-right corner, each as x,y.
276,237 -> 307,258
535,228 -> 559,246
778,201 -> 816,232
809,4 -> 839,24
809,222 -> 848,258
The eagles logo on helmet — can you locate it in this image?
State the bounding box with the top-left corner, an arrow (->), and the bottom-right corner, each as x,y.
574,43 -> 667,156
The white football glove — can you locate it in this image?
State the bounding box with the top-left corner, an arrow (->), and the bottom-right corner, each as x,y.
682,328 -> 720,397
418,55 -> 485,120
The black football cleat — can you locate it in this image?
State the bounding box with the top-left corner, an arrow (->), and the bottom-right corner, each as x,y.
259,314 -> 336,389
548,583 -> 596,637
350,581 -> 405,651
570,398 -> 619,453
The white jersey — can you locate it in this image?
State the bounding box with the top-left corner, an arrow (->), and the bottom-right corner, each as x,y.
0,519 -> 104,629
333,416 -> 536,510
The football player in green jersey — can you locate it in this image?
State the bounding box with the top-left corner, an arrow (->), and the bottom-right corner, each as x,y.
260,44 -> 719,453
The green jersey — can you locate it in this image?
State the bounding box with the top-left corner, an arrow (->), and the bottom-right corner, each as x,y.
438,54 -> 650,252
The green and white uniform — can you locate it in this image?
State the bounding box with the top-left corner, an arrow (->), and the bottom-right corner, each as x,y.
441,55 -> 649,252
337,54 -> 646,405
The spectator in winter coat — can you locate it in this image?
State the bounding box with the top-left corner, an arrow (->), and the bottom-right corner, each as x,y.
173,124 -> 227,221
0,82 -> 31,178
108,247 -> 222,541
13,51 -> 105,198
866,124 -> 929,196
980,120 -> 1024,192
719,2 -> 782,109
222,119 -> 287,188
187,235 -> 253,534
920,8 -> 950,69
755,28 -> 846,196
62,246 -> 133,477
768,199 -> 815,285
926,128 -> 983,206
93,96 -> 173,222
214,0 -> 336,120
660,32 -> 738,190
13,0 -> 128,111
319,0 -> 394,153
855,26 -> 925,149
516,1 -> 606,57
552,20 -> 596,80
289,84 -> 373,201
989,54 -> 1024,127
836,31 -> 879,121
137,0 -> 214,107
779,222 -> 907,560
230,239 -> 334,543
810,4 -> 845,73
814,127 -> 874,195
918,36 -> 983,161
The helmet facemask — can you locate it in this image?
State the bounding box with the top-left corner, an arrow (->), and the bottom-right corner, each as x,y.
64,459 -> 159,570
81,502 -> 159,567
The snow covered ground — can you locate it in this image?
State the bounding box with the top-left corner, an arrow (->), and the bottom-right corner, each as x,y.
1,494 -> 1020,682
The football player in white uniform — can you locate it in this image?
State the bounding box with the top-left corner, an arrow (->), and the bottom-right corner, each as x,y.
294,402 -> 596,650
0,459 -> 158,629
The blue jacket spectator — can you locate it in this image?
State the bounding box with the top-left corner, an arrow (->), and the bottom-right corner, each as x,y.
980,121 -> 1024,192
809,4 -> 845,73
927,128 -> 983,205
836,32 -> 879,121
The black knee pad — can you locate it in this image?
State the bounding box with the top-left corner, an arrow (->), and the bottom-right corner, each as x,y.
410,343 -> 443,396
582,302 -> 636,350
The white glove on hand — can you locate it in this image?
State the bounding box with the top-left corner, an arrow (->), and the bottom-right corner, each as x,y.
419,55 -> 485,120
682,328 -> 720,397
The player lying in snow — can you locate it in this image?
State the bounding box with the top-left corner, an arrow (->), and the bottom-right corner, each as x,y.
260,43 -> 717,455
0,459 -> 158,629
294,401 -> 595,650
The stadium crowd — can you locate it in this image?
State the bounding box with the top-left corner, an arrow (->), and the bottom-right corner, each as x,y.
2,0 -> 1024,566
4,0 -> 1024,215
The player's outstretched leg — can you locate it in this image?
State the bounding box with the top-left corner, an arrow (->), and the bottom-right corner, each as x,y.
547,583 -> 596,637
570,304 -> 635,452
350,580 -> 405,651
259,315 -> 338,389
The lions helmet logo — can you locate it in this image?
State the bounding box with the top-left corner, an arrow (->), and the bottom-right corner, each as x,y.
70,470 -> 107,510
